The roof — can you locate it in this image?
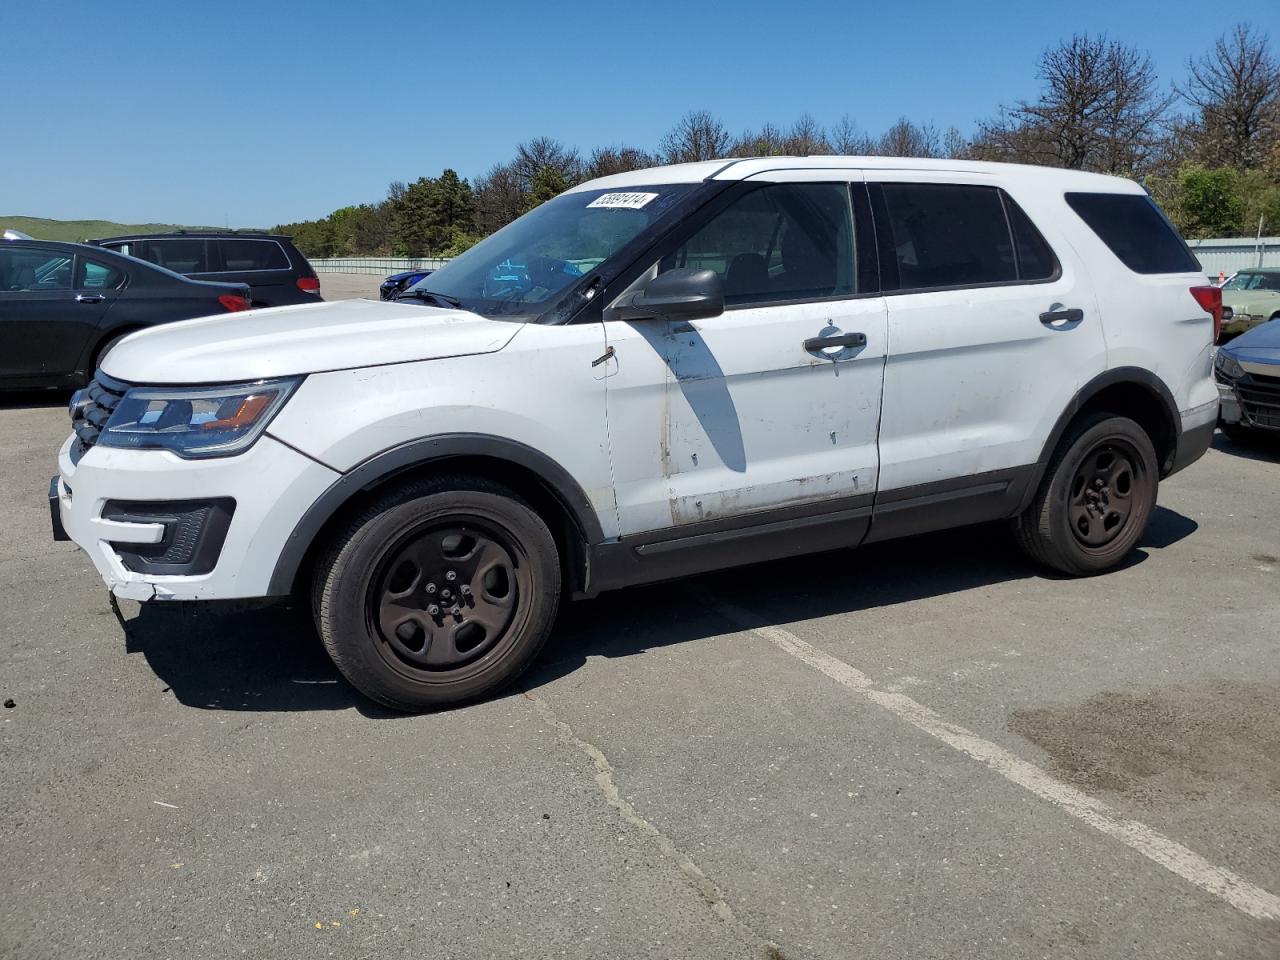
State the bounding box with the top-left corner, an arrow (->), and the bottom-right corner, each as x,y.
565,156 -> 1144,194
91,230 -> 287,242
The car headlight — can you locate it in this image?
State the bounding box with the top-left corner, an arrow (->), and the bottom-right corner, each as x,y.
1214,351 -> 1245,380
98,377 -> 301,458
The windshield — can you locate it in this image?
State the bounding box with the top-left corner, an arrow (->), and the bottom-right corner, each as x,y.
1223,272 -> 1280,292
403,185 -> 694,319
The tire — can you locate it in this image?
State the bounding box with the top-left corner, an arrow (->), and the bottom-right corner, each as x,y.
1013,413 -> 1159,576
313,475 -> 561,711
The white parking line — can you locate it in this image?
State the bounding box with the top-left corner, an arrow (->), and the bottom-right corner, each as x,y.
716,603 -> 1280,922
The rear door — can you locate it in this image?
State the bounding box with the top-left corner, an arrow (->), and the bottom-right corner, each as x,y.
0,245 -> 101,382
866,174 -> 1106,538
603,178 -> 887,539
214,238 -> 298,305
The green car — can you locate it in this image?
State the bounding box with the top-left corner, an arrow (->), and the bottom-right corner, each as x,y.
1220,268 -> 1280,336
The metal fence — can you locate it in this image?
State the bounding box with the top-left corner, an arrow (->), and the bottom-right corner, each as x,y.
311,239 -> 1280,281
1187,237 -> 1280,278
308,257 -> 451,276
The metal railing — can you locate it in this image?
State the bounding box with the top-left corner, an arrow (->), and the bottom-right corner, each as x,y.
308,257 -> 451,276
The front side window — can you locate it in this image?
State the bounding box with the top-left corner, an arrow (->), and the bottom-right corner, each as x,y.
659,183 -> 857,306
1223,272 -> 1280,292
406,185 -> 696,319
878,183 -> 1016,289
0,247 -> 73,292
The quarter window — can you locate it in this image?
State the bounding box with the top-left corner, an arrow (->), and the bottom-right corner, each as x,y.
1064,192 -> 1200,275
661,183 -> 858,305
1004,195 -> 1058,281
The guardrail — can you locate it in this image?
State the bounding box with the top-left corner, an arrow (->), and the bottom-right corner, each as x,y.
308,257 -> 451,276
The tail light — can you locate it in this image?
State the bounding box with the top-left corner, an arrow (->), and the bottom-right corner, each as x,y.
1189,285 -> 1223,341
297,276 -> 321,295
218,294 -> 250,313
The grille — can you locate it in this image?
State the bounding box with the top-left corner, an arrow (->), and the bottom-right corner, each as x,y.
1238,375 -> 1280,429
70,373 -> 129,456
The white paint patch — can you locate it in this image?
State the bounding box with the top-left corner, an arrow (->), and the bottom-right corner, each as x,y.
717,603 -> 1280,923
585,191 -> 659,209
152,800 -> 179,809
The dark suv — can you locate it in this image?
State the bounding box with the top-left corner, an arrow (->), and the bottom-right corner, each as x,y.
90,232 -> 321,307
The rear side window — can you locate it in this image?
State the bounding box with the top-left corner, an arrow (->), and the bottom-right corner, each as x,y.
217,239 -> 290,271
1003,195 -> 1058,281
1064,192 -> 1200,274
877,183 -> 1016,289
78,259 -> 124,289
146,239 -> 210,273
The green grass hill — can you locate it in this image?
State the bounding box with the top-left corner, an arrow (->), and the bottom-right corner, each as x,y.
1,215 -> 225,243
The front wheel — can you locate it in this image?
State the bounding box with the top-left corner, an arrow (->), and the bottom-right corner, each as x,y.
1013,413 -> 1158,575
313,476 -> 561,711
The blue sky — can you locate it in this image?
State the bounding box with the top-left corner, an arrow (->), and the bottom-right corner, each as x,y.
3,0 -> 1276,226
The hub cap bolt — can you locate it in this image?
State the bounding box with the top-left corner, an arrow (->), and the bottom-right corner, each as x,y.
445,570 -> 457,582
460,584 -> 472,596
425,583 -> 437,595
450,605 -> 461,616
427,604 -> 440,616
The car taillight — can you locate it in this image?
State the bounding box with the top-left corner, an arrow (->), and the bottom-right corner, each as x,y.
1190,285 -> 1223,341
218,294 -> 250,313
297,276 -> 321,295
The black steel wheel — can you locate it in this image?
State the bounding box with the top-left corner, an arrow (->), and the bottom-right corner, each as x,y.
1013,413 -> 1158,575
313,475 -> 560,711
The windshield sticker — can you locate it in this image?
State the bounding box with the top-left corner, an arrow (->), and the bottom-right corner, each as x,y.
586,192 -> 659,210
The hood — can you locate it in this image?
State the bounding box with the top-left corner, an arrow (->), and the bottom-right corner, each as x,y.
101,298 -> 523,385
1225,318 -> 1280,368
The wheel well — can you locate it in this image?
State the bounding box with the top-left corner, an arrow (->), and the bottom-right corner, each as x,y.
91,326 -> 144,372
1077,382 -> 1177,474
295,455 -> 590,600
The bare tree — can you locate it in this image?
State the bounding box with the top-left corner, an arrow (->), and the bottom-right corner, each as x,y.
828,115 -> 877,155
511,137 -> 582,190
942,126 -> 970,159
784,113 -> 831,154
472,162 -> 527,235
977,34 -> 1173,174
1177,23 -> 1280,170
878,118 -> 942,158
734,122 -> 788,156
659,110 -> 732,163
585,145 -> 657,179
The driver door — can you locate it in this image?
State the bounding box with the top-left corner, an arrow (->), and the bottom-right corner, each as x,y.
601,178 -> 888,545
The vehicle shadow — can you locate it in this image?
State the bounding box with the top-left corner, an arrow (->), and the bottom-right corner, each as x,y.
1212,428 -> 1280,463
0,389 -> 72,411
116,505 -> 1197,716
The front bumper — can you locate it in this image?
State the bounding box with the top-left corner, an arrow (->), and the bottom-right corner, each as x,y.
1217,370 -> 1280,431
55,433 -> 340,601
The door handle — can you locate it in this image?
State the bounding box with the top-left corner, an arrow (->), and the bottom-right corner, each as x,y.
75,294 -> 106,304
804,332 -> 867,351
1039,307 -> 1083,325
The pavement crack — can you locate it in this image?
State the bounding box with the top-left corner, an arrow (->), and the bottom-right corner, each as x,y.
523,690 -> 780,957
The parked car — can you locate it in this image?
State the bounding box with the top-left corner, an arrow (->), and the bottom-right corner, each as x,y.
380,268 -> 433,301
90,231 -> 320,307
1218,268 -> 1280,337
52,157 -> 1218,712
1216,317 -> 1280,440
1,236 -> 250,390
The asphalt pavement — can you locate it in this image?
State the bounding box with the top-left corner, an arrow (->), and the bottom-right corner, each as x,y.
3,386 -> 1279,959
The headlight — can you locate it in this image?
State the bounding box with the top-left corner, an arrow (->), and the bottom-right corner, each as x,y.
1214,351 -> 1245,380
98,378 -> 301,458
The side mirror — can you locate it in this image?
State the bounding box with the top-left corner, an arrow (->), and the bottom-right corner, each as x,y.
607,267 -> 725,322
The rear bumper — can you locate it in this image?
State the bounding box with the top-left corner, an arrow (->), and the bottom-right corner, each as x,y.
1168,400 -> 1218,476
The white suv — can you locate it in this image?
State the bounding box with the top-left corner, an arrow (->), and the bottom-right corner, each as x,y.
51,157 -> 1221,711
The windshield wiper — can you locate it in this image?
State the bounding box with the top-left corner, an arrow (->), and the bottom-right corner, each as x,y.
395,288 -> 463,309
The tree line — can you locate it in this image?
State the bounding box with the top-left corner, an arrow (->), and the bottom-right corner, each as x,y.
276,22 -> 1280,258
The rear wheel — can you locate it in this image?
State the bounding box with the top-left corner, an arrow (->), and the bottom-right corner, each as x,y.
1013,413 -> 1158,575
313,475 -> 561,711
